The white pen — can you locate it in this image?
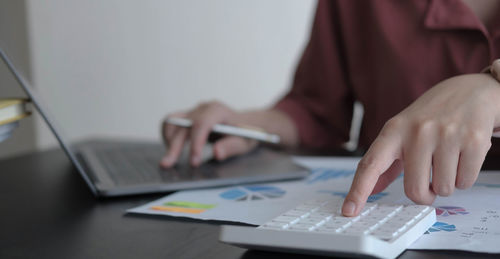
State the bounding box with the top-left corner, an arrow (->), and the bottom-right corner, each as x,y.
165,117 -> 281,144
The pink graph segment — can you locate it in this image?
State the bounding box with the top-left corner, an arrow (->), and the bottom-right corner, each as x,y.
435,206 -> 469,217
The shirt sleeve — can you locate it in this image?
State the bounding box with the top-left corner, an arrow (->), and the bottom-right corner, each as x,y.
274,0 -> 354,149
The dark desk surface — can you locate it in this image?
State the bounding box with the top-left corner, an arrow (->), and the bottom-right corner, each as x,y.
1,148 -> 499,259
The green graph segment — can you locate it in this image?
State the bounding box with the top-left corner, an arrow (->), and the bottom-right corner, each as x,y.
164,201 -> 216,209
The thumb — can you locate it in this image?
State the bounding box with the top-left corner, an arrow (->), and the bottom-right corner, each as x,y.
213,136 -> 257,161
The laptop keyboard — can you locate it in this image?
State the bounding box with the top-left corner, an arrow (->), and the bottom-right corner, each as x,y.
93,144 -> 216,185
95,146 -> 165,185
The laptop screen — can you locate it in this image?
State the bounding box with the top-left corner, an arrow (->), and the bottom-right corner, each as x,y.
0,46 -> 98,196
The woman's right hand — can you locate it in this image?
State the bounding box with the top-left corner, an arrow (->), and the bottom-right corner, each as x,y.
160,101 -> 258,168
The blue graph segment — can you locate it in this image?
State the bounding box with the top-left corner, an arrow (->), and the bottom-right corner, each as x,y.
307,168 -> 356,184
318,191 -> 388,203
425,222 -> 456,234
219,188 -> 247,200
244,186 -> 285,198
245,185 -> 282,193
219,185 -> 286,201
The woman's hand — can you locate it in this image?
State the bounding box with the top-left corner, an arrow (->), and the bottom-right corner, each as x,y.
342,73 -> 500,216
160,101 -> 257,168
160,101 -> 298,168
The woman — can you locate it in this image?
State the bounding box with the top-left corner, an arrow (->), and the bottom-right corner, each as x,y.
161,0 -> 500,217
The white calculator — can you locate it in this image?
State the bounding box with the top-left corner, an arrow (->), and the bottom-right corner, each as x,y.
219,198 -> 436,259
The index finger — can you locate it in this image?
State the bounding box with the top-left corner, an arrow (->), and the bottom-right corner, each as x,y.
342,134 -> 402,216
161,112 -> 187,146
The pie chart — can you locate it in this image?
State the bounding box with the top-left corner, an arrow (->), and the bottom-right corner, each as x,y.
219,185 -> 286,201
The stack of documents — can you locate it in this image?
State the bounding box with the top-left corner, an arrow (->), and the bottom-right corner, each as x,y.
0,98 -> 30,142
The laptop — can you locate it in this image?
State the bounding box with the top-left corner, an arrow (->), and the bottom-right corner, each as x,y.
0,46 -> 309,197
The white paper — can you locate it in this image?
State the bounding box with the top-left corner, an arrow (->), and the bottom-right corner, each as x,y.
127,156 -> 405,225
128,156 -> 500,253
408,172 -> 500,253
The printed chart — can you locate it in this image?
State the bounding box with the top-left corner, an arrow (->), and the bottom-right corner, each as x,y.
128,157 -> 500,254
435,206 -> 469,217
410,173 -> 500,253
219,185 -> 286,201
151,201 -> 216,214
426,222 -> 457,233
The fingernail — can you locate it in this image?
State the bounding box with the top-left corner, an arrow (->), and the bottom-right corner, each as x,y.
217,147 -> 225,160
162,156 -> 173,166
191,155 -> 200,166
342,201 -> 356,216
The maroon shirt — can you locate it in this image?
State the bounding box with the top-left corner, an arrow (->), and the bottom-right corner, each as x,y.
275,0 -> 500,154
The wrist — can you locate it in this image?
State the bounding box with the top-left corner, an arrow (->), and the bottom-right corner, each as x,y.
486,74 -> 500,131
236,109 -> 299,147
462,74 -> 500,132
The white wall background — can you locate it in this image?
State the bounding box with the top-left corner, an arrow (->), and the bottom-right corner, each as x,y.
20,0 -> 316,152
